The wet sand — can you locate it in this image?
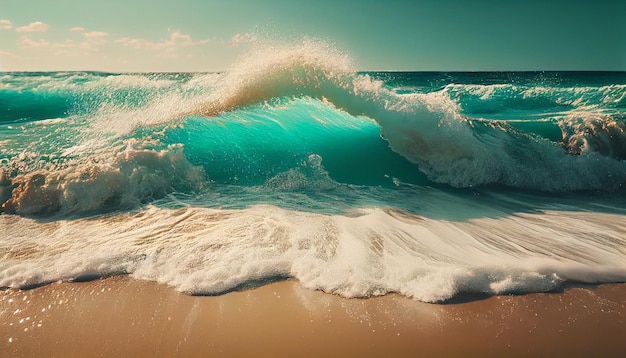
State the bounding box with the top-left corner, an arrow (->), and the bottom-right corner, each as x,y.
1,277 -> 625,357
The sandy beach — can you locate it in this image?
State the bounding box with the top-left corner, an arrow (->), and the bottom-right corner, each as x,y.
1,277 -> 625,357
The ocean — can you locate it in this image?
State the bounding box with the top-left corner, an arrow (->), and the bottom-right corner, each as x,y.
1,43 -> 625,303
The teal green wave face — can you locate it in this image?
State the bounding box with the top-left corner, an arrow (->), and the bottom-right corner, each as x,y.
0,89 -> 70,124
164,98 -> 427,187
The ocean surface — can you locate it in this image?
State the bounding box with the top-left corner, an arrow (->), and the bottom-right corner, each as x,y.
2,43 -> 626,302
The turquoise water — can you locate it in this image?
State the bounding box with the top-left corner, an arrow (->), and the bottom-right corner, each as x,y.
1,46 -> 625,302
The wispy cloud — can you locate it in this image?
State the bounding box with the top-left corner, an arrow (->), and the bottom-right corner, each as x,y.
115,31 -> 209,51
17,36 -> 78,50
0,50 -> 18,58
15,24 -> 110,53
83,31 -> 108,38
230,32 -> 257,47
17,35 -> 105,52
6,26 -> 220,71
17,36 -> 51,49
0,19 -> 12,30
16,21 -> 49,33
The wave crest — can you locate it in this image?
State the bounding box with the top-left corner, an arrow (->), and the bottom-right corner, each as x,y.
1,143 -> 204,215
190,38 -> 354,117
559,113 -> 626,160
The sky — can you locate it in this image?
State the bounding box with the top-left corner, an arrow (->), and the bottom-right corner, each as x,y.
0,0 -> 624,72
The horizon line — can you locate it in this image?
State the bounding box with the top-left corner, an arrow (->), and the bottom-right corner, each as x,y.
2,69 -> 626,74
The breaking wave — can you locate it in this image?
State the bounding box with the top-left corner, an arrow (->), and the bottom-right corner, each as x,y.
1,39 -> 626,303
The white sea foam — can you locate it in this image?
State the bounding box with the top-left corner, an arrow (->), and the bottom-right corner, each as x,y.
0,142 -> 204,215
443,83 -> 626,109
557,111 -> 626,159
1,203 -> 624,302
4,72 -> 178,92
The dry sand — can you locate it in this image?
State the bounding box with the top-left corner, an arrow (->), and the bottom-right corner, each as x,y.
1,277 -> 625,357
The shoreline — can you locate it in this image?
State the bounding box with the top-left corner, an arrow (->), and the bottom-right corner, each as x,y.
2,277 -> 626,357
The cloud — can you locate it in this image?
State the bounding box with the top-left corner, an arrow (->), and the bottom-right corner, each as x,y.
0,50 -> 18,58
83,31 -> 108,38
0,19 -> 12,30
17,36 -> 76,50
230,32 -> 257,47
115,31 -> 209,51
17,36 -> 50,49
17,35 -> 105,51
16,26 -> 109,52
16,21 -> 49,33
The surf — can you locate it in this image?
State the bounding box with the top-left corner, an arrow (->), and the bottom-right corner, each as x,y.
1,39 -> 626,303
2,198 -> 625,303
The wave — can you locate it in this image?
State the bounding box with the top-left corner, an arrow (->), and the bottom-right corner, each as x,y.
559,112 -> 626,160
1,42 -> 626,303
0,88 -> 71,124
1,40 -> 626,218
2,203 -> 625,302
0,71 -> 192,124
1,142 -> 204,215
179,40 -> 626,192
444,83 -> 626,118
